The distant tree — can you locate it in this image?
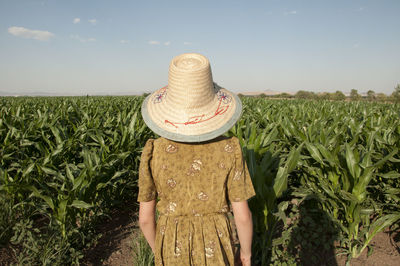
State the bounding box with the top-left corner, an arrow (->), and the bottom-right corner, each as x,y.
376,93 -> 387,102
317,92 -> 330,100
391,84 -> 400,103
350,89 -> 361,101
237,93 -> 244,98
333,90 -> 346,101
259,93 -> 267,98
279,92 -> 293,98
367,90 -> 375,101
142,92 -> 150,97
295,90 -> 316,99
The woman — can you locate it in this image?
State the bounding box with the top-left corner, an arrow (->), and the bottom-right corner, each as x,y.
137,53 -> 255,266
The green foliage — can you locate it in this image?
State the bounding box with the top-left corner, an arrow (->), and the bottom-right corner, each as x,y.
350,89 -> 361,101
367,90 -> 376,101
0,193 -> 16,246
132,232 -> 154,266
392,84 -> 400,103
230,97 -> 400,264
270,198 -> 342,265
295,90 -> 316,99
333,90 -> 346,101
0,96 -> 154,264
1,96 -> 399,265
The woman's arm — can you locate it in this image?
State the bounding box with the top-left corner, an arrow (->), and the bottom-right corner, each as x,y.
138,200 -> 157,253
232,200 -> 253,266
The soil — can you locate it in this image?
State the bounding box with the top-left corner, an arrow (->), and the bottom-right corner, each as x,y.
335,227 -> 400,266
0,246 -> 15,266
81,203 -> 139,266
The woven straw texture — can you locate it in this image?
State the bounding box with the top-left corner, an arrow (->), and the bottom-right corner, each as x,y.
141,53 -> 242,142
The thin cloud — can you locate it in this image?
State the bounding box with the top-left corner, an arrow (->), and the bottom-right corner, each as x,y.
284,10 -> 297,15
183,42 -> 192,45
71,34 -> 96,43
353,43 -> 360,48
120,40 -> 129,44
73,18 -> 80,24
148,40 -> 160,45
164,41 -> 171,46
88,19 -> 97,25
8,26 -> 54,41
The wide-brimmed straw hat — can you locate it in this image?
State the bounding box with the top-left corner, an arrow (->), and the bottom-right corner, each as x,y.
141,53 -> 242,142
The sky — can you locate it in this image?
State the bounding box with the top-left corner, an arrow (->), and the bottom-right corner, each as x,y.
0,0 -> 399,95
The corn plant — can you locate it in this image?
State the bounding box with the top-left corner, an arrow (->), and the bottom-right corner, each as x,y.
229,102 -> 301,265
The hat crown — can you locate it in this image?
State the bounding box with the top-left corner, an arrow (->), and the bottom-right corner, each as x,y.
167,53 -> 215,113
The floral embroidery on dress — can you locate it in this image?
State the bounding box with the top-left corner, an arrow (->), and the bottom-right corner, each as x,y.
205,240 -> 216,258
217,229 -> 224,238
192,159 -> 202,170
224,144 -> 233,153
165,144 -> 178,153
161,164 -> 168,170
167,178 -> 177,188
147,191 -> 156,200
198,191 -> 209,201
160,225 -> 166,235
233,170 -> 242,181
221,205 -> 229,212
167,202 -> 177,213
187,159 -> 203,176
192,209 -> 202,217
218,161 -> 225,169
174,240 -> 182,257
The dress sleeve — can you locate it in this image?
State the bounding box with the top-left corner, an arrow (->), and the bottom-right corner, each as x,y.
137,138 -> 157,202
227,137 -> 256,202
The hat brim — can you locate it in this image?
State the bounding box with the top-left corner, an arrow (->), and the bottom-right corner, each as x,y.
141,86 -> 242,143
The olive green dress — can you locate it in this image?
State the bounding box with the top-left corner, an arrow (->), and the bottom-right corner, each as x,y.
137,136 -> 256,266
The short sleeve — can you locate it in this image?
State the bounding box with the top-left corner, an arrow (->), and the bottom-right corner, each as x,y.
137,138 -> 157,202
227,137 -> 256,202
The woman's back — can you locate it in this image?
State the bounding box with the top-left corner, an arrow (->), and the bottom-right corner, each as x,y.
138,135 -> 255,265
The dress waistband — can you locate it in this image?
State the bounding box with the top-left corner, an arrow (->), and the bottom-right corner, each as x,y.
159,211 -> 228,218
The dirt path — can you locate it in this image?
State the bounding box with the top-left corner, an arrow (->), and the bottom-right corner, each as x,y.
81,204 -> 139,266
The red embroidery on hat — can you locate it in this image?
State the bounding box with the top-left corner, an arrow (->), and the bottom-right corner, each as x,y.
164,96 -> 230,128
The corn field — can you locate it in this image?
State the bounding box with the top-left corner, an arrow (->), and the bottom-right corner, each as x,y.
1,96 -> 400,265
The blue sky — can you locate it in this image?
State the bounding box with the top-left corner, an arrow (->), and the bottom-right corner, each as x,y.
0,0 -> 399,95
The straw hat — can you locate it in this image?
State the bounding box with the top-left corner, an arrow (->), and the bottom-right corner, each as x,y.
141,53 -> 242,142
